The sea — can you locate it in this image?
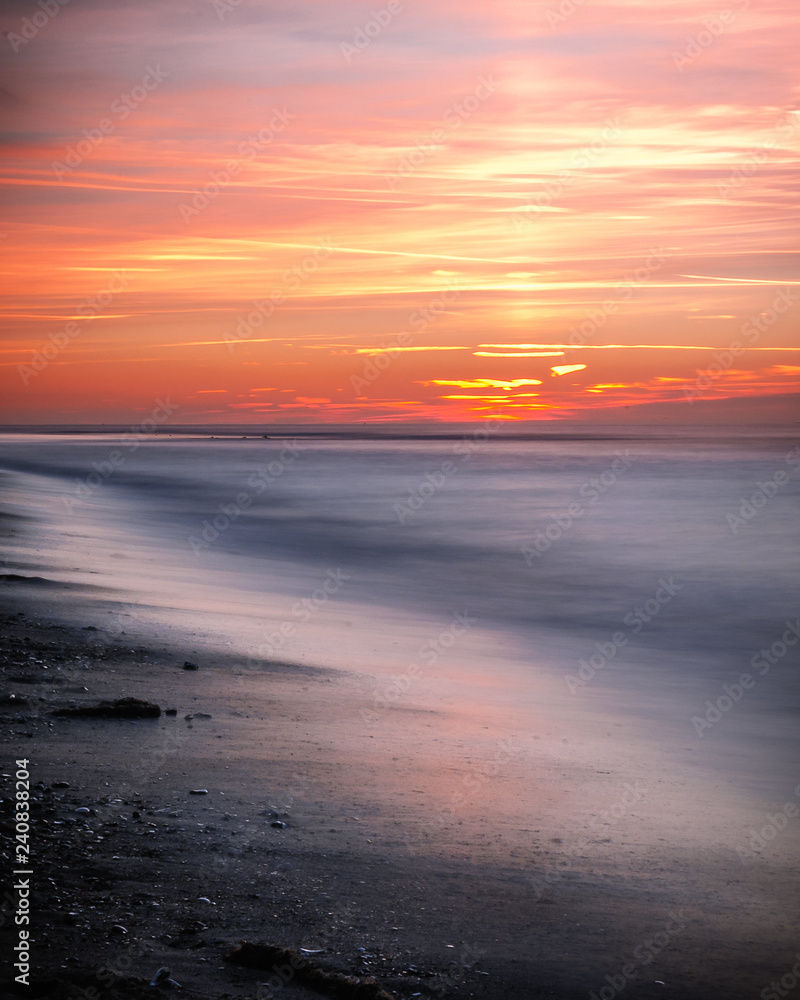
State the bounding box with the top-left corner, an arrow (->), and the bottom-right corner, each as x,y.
1,423 -> 799,836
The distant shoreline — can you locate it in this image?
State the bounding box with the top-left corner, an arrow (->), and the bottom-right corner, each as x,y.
2,420 -> 797,442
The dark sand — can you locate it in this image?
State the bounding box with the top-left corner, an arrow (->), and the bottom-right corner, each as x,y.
1,580 -> 798,1000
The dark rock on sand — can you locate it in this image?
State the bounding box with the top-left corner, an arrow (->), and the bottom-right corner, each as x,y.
51,697 -> 161,719
225,943 -> 396,1000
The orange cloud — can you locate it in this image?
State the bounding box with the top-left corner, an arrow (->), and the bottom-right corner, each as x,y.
2,0 -> 798,425
474,351 -> 566,358
421,378 -> 543,389
352,347 -> 468,355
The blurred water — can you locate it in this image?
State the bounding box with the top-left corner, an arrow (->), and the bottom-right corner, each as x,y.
1,426 -> 798,799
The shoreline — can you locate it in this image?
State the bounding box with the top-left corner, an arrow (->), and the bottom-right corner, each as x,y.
1,583 -> 798,999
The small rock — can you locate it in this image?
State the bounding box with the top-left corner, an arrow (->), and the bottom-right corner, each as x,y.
197,897 -> 213,904
110,924 -> 128,935
165,708 -> 178,716
52,780 -> 70,789
150,967 -> 171,987
183,661 -> 199,671
75,807 -> 91,815
52,697 -> 161,719
189,789 -> 208,795
270,820 -> 287,829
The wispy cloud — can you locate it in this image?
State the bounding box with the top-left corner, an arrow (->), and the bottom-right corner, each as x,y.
2,0 -> 798,423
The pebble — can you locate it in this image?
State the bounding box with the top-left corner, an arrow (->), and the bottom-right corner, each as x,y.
53,780 -> 70,789
189,789 -> 208,795
150,967 -> 171,987
270,820 -> 287,829
183,661 -> 199,670
75,807 -> 91,815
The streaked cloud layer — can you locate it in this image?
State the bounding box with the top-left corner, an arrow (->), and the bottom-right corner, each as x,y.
1,0 -> 798,423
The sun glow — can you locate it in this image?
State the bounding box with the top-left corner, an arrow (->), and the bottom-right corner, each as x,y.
1,0 -> 797,424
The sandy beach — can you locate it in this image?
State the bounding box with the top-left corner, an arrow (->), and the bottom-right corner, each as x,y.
2,570 -> 799,1000
4,0 -> 799,991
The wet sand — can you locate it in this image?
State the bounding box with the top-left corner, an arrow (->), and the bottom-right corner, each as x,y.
2,577 -> 799,1000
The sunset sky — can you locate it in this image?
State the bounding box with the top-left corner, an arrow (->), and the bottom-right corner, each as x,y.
2,0 -> 798,424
